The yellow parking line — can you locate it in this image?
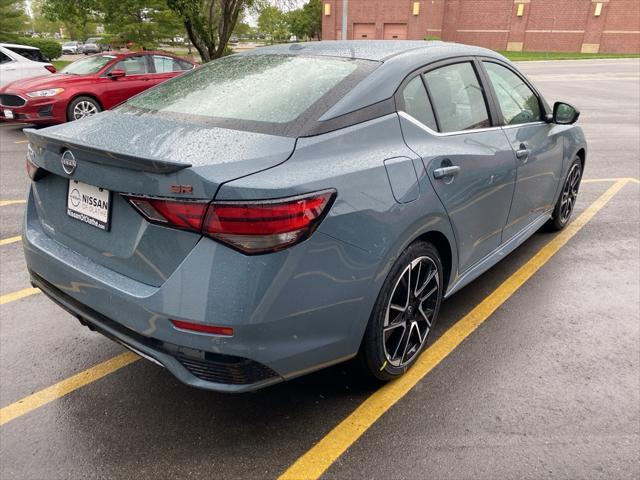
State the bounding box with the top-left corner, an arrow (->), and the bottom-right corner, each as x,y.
0,352 -> 139,426
0,200 -> 26,207
0,235 -> 21,246
0,287 -> 40,305
278,178 -> 629,480
582,177 -> 639,184
14,140 -> 28,144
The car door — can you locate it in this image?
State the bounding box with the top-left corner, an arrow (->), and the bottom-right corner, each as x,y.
99,55 -> 151,108
0,49 -> 17,86
397,60 -> 518,274
481,60 -> 564,241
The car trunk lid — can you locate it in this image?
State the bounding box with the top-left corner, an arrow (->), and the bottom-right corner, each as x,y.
25,110 -> 296,286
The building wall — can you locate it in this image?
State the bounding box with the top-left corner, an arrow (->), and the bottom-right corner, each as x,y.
321,0 -> 640,53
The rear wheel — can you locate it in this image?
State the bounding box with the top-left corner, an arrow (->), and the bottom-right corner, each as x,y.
67,96 -> 101,122
359,241 -> 443,381
547,157 -> 582,231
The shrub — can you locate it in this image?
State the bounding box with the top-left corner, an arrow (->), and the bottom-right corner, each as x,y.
16,37 -> 63,61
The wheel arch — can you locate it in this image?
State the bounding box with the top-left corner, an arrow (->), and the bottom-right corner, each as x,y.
414,230 -> 453,291
65,94 -> 104,121
575,147 -> 586,169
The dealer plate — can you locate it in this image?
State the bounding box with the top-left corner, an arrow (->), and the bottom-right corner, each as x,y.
67,180 -> 111,231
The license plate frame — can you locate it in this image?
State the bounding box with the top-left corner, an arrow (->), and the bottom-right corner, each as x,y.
66,180 -> 112,231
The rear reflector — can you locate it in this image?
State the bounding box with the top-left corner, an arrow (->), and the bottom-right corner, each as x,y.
124,190 -> 336,254
44,65 -> 56,73
171,319 -> 234,336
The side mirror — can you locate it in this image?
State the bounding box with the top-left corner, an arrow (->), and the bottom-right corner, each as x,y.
108,69 -> 126,79
553,101 -> 580,125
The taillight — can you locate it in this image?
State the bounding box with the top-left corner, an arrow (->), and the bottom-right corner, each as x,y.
44,65 -> 56,73
124,190 -> 336,254
26,143 -> 47,181
171,319 -> 233,336
126,197 -> 208,231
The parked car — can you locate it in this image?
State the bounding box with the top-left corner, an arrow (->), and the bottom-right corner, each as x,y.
0,43 -> 55,87
62,41 -> 82,55
82,37 -> 107,54
23,41 -> 586,392
0,51 -> 196,124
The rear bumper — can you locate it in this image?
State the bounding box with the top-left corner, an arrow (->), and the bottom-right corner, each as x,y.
23,185 -> 381,391
30,271 -> 283,392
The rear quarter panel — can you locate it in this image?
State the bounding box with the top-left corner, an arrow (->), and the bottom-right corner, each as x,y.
216,114 -> 458,356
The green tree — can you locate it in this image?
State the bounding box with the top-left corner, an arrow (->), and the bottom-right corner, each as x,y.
257,5 -> 288,43
0,0 -> 27,41
168,0 -> 251,62
31,0 -> 63,36
101,0 -> 183,49
41,0 -> 98,40
286,0 -> 321,41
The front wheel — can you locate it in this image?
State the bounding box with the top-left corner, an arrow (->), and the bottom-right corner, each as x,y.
359,241 -> 444,381
67,96 -> 101,122
547,157 -> 583,231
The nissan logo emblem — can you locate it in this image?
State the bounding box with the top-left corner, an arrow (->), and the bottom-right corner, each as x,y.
61,150 -> 77,175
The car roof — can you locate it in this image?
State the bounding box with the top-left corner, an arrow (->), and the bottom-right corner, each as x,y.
240,40 -> 497,62
242,40 -> 508,120
0,43 -> 40,50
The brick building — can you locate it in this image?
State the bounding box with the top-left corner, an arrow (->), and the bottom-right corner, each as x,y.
322,0 -> 640,53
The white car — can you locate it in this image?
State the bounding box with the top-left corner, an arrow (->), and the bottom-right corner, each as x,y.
0,43 -> 56,87
62,41 -> 81,55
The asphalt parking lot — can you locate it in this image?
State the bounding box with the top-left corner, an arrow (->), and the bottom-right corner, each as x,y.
0,59 -> 638,479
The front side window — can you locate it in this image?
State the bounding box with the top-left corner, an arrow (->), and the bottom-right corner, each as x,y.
484,62 -> 541,125
113,56 -> 148,75
424,62 -> 491,133
127,55 -> 361,124
401,76 -> 438,131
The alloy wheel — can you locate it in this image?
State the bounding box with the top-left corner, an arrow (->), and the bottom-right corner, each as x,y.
73,101 -> 98,120
383,256 -> 440,367
560,163 -> 582,223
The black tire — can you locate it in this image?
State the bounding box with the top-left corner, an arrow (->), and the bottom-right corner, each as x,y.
67,96 -> 101,122
547,156 -> 583,231
358,241 -> 444,381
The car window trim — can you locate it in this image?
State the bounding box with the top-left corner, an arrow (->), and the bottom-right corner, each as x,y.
395,56 -> 501,135
477,57 -> 549,126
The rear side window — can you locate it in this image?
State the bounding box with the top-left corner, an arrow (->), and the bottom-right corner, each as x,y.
6,47 -> 48,63
152,55 -> 192,73
0,51 -> 11,64
424,62 -> 490,133
127,55 -> 360,124
401,76 -> 438,131
112,56 -> 148,75
484,62 -> 541,125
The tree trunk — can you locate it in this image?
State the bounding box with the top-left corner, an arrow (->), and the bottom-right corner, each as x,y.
184,19 -> 212,62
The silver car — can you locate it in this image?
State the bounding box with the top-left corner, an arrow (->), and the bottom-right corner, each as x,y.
23,41 -> 586,392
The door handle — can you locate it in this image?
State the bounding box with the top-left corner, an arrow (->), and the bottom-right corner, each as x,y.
433,165 -> 461,179
515,142 -> 530,161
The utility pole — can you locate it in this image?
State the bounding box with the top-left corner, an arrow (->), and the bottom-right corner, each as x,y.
342,0 -> 348,40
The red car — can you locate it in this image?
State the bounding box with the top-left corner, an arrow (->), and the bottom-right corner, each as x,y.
0,51 -> 197,125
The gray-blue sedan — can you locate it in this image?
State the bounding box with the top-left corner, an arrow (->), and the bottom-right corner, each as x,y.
23,41 -> 586,392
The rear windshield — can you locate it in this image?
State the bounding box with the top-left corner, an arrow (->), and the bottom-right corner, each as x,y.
123,55 -> 376,135
6,46 -> 48,62
61,55 -> 116,75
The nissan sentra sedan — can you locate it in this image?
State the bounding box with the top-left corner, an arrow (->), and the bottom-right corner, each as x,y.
23,41 -> 586,392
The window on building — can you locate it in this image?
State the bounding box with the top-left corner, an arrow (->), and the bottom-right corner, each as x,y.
401,76 -> 438,131
424,62 -> 491,133
484,61 -> 542,125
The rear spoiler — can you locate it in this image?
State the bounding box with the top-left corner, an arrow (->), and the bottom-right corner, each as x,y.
24,128 -> 191,174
